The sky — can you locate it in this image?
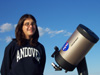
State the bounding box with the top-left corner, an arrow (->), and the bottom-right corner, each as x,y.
0,0 -> 100,75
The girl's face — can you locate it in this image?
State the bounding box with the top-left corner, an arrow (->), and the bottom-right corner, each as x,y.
22,18 -> 36,39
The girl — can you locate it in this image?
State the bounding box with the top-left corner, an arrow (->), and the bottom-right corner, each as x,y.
1,14 -> 46,75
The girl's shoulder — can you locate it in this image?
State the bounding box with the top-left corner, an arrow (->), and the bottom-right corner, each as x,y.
6,38 -> 17,49
37,42 -> 44,49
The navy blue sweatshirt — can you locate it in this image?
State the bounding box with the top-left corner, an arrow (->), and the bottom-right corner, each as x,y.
1,39 -> 46,75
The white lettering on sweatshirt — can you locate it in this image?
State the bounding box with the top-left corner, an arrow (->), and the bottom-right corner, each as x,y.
16,47 -> 40,62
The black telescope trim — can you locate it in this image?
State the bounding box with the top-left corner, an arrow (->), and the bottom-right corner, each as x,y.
77,24 -> 99,43
55,52 -> 76,71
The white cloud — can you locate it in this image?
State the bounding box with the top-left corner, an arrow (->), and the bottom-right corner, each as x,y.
0,23 -> 72,43
14,24 -> 17,28
0,36 -> 12,43
64,32 -> 72,36
38,26 -> 72,37
38,27 -> 46,36
0,23 -> 13,32
5,36 -> 12,43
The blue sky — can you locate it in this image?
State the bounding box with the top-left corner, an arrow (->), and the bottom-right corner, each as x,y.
0,0 -> 100,75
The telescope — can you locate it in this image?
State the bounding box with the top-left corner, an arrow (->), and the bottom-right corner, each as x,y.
51,24 -> 99,75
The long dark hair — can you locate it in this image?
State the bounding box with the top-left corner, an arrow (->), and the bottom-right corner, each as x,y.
15,14 -> 39,46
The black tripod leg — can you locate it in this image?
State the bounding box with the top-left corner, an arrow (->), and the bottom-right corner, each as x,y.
77,57 -> 88,75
